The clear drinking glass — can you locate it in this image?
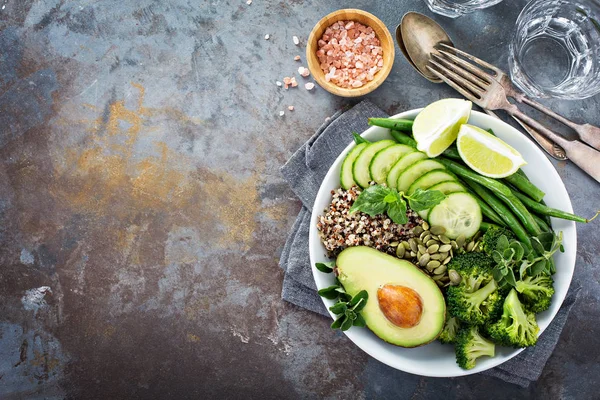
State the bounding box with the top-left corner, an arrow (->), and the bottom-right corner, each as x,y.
509,0 -> 600,99
423,0 -> 504,18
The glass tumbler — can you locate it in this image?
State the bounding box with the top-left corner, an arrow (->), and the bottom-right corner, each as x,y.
423,0 -> 504,18
509,0 -> 600,99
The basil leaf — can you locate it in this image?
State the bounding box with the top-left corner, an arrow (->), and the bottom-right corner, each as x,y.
349,185 -> 391,216
331,315 -> 345,330
496,235 -> 510,253
384,191 -> 401,204
353,314 -> 367,327
340,316 -> 354,331
406,188 -> 446,212
349,290 -> 369,307
352,132 -> 370,145
318,285 -> 341,300
530,259 -> 548,276
315,261 -> 335,273
329,302 -> 347,315
387,200 -> 408,225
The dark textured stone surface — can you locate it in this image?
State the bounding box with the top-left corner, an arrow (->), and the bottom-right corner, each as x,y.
0,1 -> 598,399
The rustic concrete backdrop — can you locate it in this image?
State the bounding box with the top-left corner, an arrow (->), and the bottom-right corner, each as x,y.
1,0 -> 599,399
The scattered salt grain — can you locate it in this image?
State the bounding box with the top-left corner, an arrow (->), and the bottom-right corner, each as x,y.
246,0 -> 252,4
297,66 -> 310,77
290,77 -> 298,87
294,55 -> 301,61
283,76 -> 292,89
276,81 -> 282,87
288,106 -> 294,111
292,36 -> 300,45
279,111 -> 285,117
264,34 -> 270,40
305,82 -> 315,91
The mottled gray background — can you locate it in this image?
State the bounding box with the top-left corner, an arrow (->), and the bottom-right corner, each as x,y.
0,0 -> 599,399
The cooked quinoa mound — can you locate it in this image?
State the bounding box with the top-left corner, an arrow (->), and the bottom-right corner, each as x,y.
316,186 -> 423,257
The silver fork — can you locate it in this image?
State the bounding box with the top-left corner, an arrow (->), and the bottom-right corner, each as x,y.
426,54 -> 600,183
437,43 -> 600,153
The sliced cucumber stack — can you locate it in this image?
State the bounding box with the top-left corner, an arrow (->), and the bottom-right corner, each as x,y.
340,143 -> 369,190
352,140 -> 395,188
407,170 -> 457,195
386,152 -> 428,189
396,159 -> 446,193
369,144 -> 414,184
428,192 -> 482,239
428,181 -> 466,195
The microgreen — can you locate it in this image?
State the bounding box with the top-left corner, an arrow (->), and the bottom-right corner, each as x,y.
316,277 -> 369,331
349,184 -> 446,225
315,260 -> 335,273
352,132 -> 370,145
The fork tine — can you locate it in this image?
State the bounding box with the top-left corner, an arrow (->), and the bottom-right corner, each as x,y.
436,50 -> 492,85
431,53 -> 489,90
438,43 -> 500,75
428,59 -> 484,98
426,64 -> 480,103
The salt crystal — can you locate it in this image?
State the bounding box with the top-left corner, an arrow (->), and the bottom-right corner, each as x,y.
246,0 -> 252,4
305,82 -> 315,90
276,81 -> 282,87
288,106 -> 294,111
297,66 -> 310,77
290,77 -> 298,87
294,55 -> 301,61
292,36 -> 299,45
264,34 -> 269,40
279,111 -> 285,117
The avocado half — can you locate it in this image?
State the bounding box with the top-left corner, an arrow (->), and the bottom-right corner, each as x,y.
336,246 -> 446,348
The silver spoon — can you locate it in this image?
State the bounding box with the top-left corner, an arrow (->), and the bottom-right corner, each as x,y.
396,12 -> 567,161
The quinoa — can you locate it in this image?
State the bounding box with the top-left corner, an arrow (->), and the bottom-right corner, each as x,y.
316,185 -> 423,257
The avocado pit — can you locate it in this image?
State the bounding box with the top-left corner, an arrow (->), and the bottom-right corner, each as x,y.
377,284 -> 423,328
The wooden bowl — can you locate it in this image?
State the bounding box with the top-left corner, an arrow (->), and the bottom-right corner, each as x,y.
306,9 -> 395,98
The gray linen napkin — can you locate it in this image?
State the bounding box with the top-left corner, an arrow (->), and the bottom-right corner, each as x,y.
279,100 -> 580,387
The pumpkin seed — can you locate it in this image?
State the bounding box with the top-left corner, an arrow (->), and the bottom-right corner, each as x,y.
405,251 -> 413,259
410,251 -> 417,258
409,239 -> 418,253
443,255 -> 452,265
439,251 -> 449,259
449,269 -> 462,285
466,241 -> 475,252
419,253 -> 430,267
472,241 -> 480,252
430,253 -> 442,261
427,260 -> 441,269
418,244 -> 427,254
390,241 -> 399,247
456,234 -> 466,248
412,225 -> 424,236
430,225 -> 446,235
438,244 -> 452,253
433,274 -> 444,281
427,244 -> 440,254
402,241 -> 411,250
433,264 -> 447,275
439,235 -> 451,244
423,234 -> 432,243
420,231 -> 429,241
436,280 -> 444,287
396,245 -> 405,258
422,221 -> 430,231
450,240 -> 458,250
417,251 -> 423,259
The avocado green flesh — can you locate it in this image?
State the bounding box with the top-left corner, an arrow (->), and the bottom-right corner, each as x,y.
336,246 -> 446,347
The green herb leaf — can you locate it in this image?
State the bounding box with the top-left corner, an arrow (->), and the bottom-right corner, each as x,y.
329,302 -> 347,315
406,188 -> 446,212
492,250 -> 503,264
331,315 -> 346,330
349,290 -> 369,307
530,259 -> 548,276
504,267 -> 517,287
353,313 -> 366,327
345,309 -> 357,321
387,200 -> 408,224
496,235 -> 510,253
352,132 -> 370,145
384,191 -> 401,204
318,285 -> 341,300
340,316 -> 354,331
510,241 -> 525,262
315,261 -> 335,273
493,267 -> 504,282
503,248 -> 515,262
537,232 -> 555,252
349,185 -> 391,216
519,260 -> 529,280
531,237 -> 545,256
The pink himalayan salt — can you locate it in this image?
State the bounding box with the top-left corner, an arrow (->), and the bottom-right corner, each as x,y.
315,20 -> 384,89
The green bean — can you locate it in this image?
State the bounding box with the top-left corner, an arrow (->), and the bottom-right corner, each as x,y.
532,214 -> 551,232
442,145 -> 461,160
510,188 -> 590,223
462,179 -> 531,247
439,159 -> 541,238
503,173 -> 545,202
510,170 -> 552,224
368,118 -> 414,132
479,222 -> 500,232
390,130 -> 417,147
462,185 -> 507,227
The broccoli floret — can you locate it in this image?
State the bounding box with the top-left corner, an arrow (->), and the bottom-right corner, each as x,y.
487,289 -> 539,348
516,275 -> 554,313
439,316 -> 461,344
455,326 -> 495,370
446,253 -> 503,325
480,226 -> 516,256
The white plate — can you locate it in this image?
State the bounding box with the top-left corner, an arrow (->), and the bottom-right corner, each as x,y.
308,108 -> 576,377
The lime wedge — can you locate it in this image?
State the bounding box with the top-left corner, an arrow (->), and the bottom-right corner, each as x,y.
412,99 -> 472,157
457,124 -> 526,178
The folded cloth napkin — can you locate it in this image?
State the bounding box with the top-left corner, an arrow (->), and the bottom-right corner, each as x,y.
279,100 -> 581,388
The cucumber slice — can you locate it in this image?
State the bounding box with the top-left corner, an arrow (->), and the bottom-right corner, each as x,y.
386,152 -> 428,189
352,140 -> 395,188
340,143 -> 369,189
407,170 -> 457,195
369,144 -> 414,184
428,192 -> 482,239
396,159 -> 446,194
417,181 -> 466,219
